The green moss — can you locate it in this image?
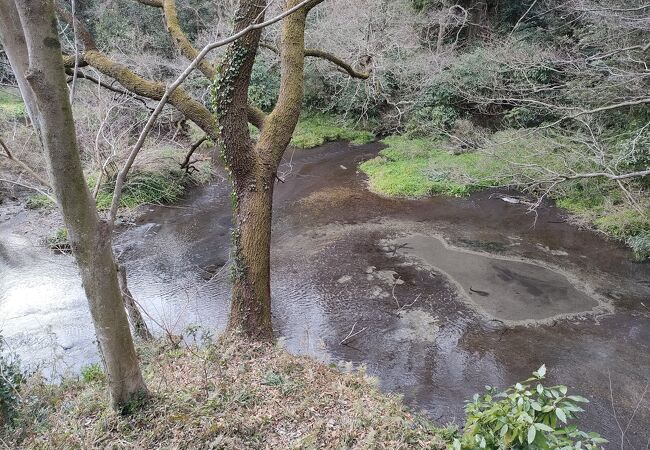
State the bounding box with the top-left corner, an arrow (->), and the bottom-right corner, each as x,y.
359,136 -> 501,197
291,114 -> 374,149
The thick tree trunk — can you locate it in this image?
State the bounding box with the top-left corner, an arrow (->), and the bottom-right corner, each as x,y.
227,175 -> 275,340
216,0 -> 319,341
0,0 -> 147,410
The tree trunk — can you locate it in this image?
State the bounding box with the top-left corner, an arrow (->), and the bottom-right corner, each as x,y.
0,0 -> 147,410
227,175 -> 275,340
78,222 -> 147,408
118,265 -> 154,341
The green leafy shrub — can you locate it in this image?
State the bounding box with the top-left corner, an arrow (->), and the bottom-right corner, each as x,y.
248,61 -> 280,112
80,363 -> 105,384
451,365 -> 607,450
406,106 -> 458,137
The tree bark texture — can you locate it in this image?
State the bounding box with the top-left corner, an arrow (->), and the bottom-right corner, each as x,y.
0,0 -> 147,409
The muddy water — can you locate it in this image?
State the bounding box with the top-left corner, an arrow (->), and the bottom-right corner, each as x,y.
1,141 -> 649,447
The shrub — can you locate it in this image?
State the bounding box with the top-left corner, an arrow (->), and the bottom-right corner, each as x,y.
94,169 -> 189,210
248,61 -> 280,112
626,232 -> 650,262
406,106 -> 458,137
80,363 -> 105,384
46,227 -> 70,253
451,365 -> 607,450
25,194 -> 54,210
0,336 -> 24,427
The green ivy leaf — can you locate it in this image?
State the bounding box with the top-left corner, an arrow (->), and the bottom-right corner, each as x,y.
556,407 -> 567,423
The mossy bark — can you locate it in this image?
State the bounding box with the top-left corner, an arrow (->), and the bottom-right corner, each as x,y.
228,177 -> 275,340
213,0 -> 325,340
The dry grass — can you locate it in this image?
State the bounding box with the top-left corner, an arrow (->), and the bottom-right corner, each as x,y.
3,335 -> 445,449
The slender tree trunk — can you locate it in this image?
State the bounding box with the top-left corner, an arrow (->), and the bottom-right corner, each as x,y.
0,0 -> 147,409
118,265 -> 154,341
228,175 -> 275,340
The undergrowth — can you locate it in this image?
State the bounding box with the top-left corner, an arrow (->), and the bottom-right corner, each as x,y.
25,165 -> 211,213
1,334 -> 605,449
0,90 -> 25,120
3,335 -> 445,449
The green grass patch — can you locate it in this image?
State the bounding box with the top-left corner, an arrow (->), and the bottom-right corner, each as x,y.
291,114 -> 374,149
25,194 -> 55,210
94,169 -> 189,210
360,136 -> 502,197
0,89 -> 26,119
361,134 -> 649,259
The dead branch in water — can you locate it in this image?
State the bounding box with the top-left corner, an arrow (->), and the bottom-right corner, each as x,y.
339,321 -> 367,346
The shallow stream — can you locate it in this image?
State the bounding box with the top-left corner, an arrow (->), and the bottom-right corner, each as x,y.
1,142 -> 648,447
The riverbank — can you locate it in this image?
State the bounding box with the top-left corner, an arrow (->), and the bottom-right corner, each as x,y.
2,140 -> 648,447
2,335 -> 446,449
359,135 -> 650,261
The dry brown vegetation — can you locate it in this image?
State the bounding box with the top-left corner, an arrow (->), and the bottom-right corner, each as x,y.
3,335 -> 446,449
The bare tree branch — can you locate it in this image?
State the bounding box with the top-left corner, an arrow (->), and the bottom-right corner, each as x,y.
180,135 -> 209,171
107,0 -> 318,223
260,42 -> 370,79
0,137 -> 51,188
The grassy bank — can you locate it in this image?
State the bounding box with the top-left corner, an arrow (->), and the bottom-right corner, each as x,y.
360,136 -> 501,197
291,114 -> 374,149
0,89 -> 25,120
3,336 -> 445,449
26,161 -> 212,213
360,135 -> 649,260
